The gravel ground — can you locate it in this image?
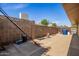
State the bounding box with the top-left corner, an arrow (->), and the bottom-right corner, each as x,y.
34,33 -> 72,56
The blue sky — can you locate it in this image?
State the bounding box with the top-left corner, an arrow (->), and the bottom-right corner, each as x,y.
0,3 -> 71,26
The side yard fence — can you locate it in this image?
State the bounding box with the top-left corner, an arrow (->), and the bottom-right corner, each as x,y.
0,15 -> 58,45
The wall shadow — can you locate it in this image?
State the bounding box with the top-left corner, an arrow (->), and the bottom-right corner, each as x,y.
67,34 -> 79,56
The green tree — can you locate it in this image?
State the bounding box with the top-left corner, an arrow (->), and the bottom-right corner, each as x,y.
40,19 -> 49,26
51,23 -> 57,27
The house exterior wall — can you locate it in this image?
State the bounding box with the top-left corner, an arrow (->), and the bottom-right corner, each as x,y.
63,3 -> 79,36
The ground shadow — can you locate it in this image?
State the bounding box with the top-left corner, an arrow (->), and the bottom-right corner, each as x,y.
67,34 -> 79,56
0,41 -> 48,56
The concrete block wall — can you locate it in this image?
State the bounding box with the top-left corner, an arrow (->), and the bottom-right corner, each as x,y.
0,16 -> 22,46
0,15 -> 58,46
15,19 -> 34,40
34,25 -> 58,38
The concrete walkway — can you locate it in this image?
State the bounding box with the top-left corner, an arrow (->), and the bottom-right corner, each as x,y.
34,33 -> 72,56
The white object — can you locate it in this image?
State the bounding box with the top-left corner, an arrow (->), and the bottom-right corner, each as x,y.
71,28 -> 77,34
19,13 -> 28,20
68,32 -> 70,35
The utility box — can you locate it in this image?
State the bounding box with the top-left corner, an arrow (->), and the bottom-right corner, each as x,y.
62,29 -> 68,35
